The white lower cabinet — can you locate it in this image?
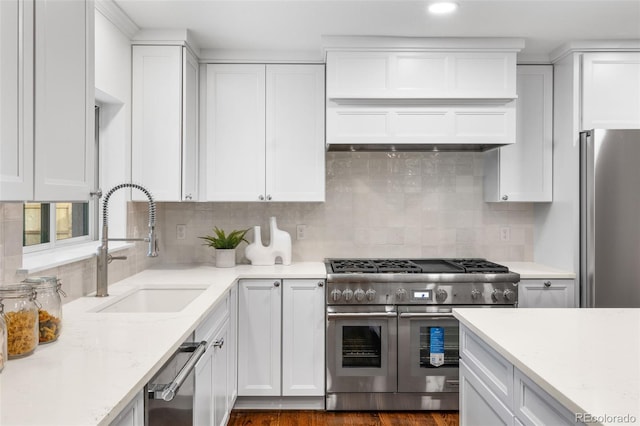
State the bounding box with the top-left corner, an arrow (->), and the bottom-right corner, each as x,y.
238,279 -> 325,400
109,390 -> 144,426
194,287 -> 234,426
518,279 -> 575,308
460,325 -> 582,426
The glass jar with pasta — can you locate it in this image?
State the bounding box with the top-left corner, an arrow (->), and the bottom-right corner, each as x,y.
0,300 -> 7,372
0,284 -> 39,359
24,276 -> 65,344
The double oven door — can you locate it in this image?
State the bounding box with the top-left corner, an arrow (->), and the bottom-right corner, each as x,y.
397,305 -> 460,393
326,304 -> 463,394
326,305 -> 397,393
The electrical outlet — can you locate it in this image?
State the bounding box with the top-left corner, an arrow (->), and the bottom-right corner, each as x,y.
500,227 -> 510,242
176,224 -> 186,240
296,224 -> 307,240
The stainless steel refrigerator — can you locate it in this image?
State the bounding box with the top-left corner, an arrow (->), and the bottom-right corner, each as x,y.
580,129 -> 640,308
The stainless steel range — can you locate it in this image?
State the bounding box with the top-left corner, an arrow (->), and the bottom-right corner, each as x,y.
325,258 -> 520,411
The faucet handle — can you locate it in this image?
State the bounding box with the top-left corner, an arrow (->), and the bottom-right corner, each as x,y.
107,254 -> 128,264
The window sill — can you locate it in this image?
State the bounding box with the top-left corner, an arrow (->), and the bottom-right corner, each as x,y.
20,241 -> 134,274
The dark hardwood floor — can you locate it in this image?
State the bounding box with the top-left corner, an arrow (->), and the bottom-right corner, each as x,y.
227,410 -> 459,426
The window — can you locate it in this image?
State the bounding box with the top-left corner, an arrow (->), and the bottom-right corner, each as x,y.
23,106 -> 100,252
23,203 -> 90,249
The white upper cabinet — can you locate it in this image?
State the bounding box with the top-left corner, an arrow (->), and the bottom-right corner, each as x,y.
201,64 -> 325,202
1,0 -> 93,202
34,0 -> 94,201
132,45 -> 198,202
485,65 -> 553,202
582,52 -> 640,130
326,51 -> 517,100
0,0 -> 33,200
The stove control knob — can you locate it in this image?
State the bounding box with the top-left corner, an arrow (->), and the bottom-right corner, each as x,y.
330,289 -> 342,302
354,289 -> 365,302
436,289 -> 448,303
396,288 -> 407,301
503,289 -> 516,302
342,289 -> 354,302
471,289 -> 482,300
491,289 -> 502,303
365,289 -> 376,301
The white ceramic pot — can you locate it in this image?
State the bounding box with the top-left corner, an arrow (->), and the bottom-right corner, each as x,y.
215,249 -> 236,268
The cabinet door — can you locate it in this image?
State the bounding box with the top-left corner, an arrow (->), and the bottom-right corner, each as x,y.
109,390 -> 144,426
485,65 -> 552,202
212,320 -> 229,426
132,45 -> 182,201
582,52 -> 640,129
237,279 -> 281,396
194,344 -> 214,426
34,0 -> 94,201
518,279 -> 575,308
182,47 -> 198,201
203,64 -> 266,201
460,359 -> 514,426
281,279 -> 325,396
227,283 -> 238,407
266,65 -> 325,202
0,0 -> 33,200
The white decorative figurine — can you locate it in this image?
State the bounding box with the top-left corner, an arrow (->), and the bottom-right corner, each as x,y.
244,217 -> 292,265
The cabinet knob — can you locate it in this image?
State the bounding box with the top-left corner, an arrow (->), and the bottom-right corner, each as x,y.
318,281 -> 324,287
259,195 -> 265,201
502,195 -> 509,201
543,281 -> 552,288
266,194 -> 272,201
213,338 -> 224,349
274,281 -> 280,287
184,194 -> 192,200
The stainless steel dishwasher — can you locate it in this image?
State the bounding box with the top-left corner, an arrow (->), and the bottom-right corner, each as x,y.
145,333 -> 208,426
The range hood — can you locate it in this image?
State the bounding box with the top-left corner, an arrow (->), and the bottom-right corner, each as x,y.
326,142 -> 504,153
323,36 -> 523,152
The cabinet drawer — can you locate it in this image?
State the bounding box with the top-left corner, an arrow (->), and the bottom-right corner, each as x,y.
195,292 -> 229,342
518,279 -> 575,308
460,359 -> 514,426
460,325 -> 514,408
514,369 -> 579,426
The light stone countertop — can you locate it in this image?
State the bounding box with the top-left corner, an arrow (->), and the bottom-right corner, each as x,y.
498,261 -> 576,279
0,262 -> 326,426
454,308 -> 640,425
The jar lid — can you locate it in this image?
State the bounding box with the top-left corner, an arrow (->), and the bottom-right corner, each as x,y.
0,284 -> 37,299
24,276 -> 59,288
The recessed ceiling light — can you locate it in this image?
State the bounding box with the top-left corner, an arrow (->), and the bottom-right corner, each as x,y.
428,2 -> 459,14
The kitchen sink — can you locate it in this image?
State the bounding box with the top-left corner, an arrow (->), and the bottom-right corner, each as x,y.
92,285 -> 208,313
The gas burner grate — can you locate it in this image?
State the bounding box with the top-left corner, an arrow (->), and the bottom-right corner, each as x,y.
448,258 -> 509,273
372,259 -> 422,273
329,259 -> 377,273
329,259 -> 423,273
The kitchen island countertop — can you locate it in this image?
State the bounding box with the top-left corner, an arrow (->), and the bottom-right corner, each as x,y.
453,308 -> 640,425
0,262 -> 326,426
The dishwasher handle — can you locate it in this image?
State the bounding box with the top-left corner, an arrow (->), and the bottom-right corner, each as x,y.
148,341 -> 207,402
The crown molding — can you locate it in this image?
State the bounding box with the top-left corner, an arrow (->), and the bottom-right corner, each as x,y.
550,40 -> 640,63
95,0 -> 139,39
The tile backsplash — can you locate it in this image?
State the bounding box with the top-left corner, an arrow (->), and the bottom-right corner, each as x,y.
159,152 -> 535,264
0,152 -> 534,299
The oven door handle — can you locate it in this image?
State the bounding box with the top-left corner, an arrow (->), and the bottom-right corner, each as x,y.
327,312 -> 397,320
399,312 -> 454,319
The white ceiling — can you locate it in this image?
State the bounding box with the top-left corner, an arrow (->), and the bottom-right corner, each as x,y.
114,0 -> 640,62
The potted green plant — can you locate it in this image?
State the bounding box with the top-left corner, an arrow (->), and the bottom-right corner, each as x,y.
199,227 -> 249,267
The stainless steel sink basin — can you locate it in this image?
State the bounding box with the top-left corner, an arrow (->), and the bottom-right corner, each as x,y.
92,285 -> 207,313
